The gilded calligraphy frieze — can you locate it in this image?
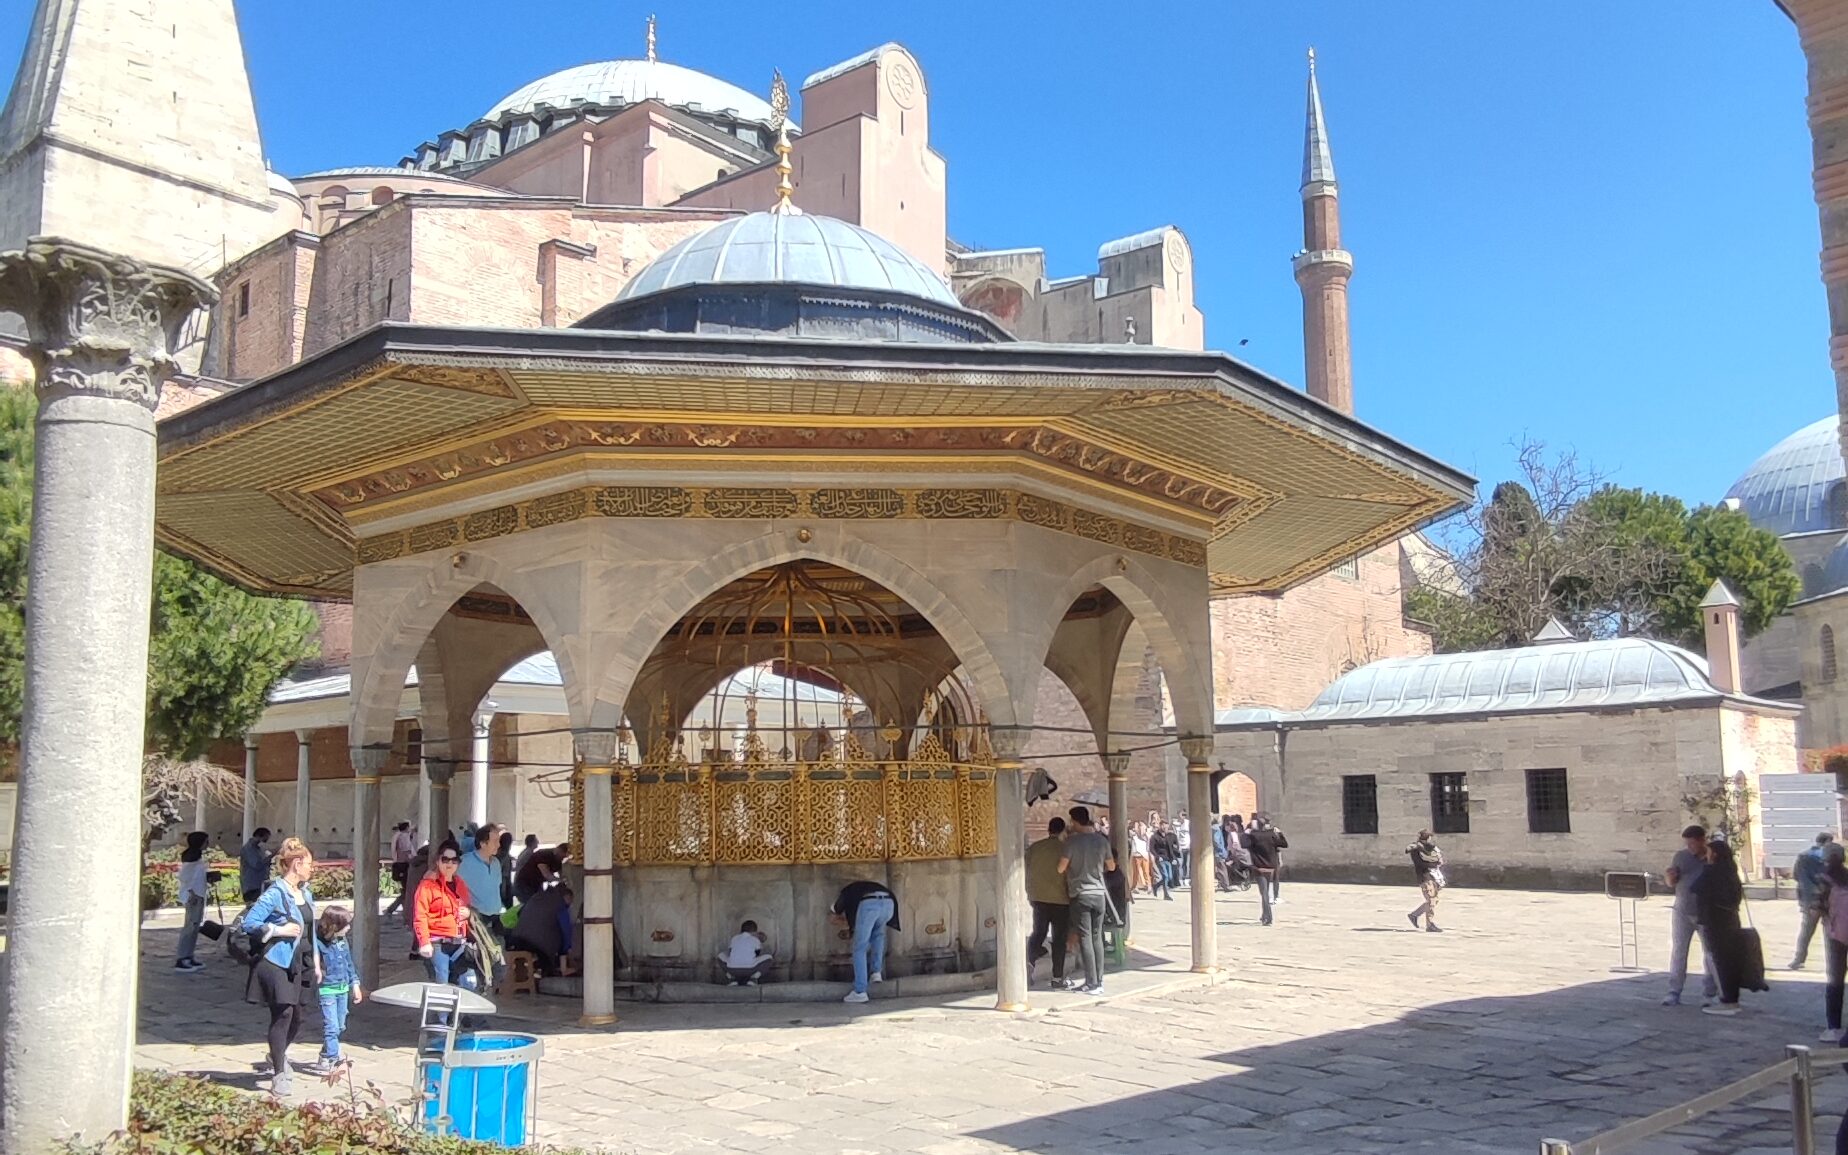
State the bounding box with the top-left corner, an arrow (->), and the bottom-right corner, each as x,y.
311,418 -> 1237,518
355,485 -> 1208,570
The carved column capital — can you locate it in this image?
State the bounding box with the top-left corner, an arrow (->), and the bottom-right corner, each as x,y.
1178,736 -> 1214,766
574,728 -> 619,768
985,725 -> 1029,766
1104,750 -> 1131,779
0,237 -> 214,410
351,747 -> 392,776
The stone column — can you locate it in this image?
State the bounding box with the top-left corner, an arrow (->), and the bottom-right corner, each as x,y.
1181,737 -> 1217,973
0,238 -> 212,1151
242,734 -> 259,843
1106,751 -> 1131,936
192,790 -> 207,833
417,751 -> 432,843
471,710 -> 493,826
294,729 -> 313,847
991,728 -> 1029,1012
350,747 -> 388,989
575,730 -> 618,1027
428,767 -> 454,843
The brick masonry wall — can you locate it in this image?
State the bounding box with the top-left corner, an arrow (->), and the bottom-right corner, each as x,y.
1211,541 -> 1429,713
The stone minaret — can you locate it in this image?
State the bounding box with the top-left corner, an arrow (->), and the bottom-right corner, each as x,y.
1293,48 -> 1355,414
1776,1 -> 1848,474
0,0 -> 281,276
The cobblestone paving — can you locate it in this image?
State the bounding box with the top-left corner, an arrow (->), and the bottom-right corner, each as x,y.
134,882 -> 1842,1153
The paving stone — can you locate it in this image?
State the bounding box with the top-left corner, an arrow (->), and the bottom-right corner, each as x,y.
127,884 -> 1829,1154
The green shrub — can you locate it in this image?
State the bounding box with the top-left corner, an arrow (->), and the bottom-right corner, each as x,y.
61,1070 -> 607,1154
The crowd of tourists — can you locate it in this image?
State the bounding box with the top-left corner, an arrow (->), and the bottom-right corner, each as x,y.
190,819 -> 572,1098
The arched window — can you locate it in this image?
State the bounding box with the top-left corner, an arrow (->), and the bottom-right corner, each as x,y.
370,187 -> 395,206
1824,625 -> 1838,684
1829,481 -> 1848,530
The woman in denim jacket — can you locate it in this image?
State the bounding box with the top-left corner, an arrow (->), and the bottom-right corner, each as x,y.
238,837 -> 320,1098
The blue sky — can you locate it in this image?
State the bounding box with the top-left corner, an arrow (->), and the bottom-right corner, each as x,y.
0,1 -> 1823,504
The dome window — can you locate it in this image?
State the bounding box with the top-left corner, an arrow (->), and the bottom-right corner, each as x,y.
1829,480 -> 1848,530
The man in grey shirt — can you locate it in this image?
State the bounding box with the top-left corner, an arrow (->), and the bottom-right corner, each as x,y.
1058,805 -> 1116,995
1664,824 -> 1718,1006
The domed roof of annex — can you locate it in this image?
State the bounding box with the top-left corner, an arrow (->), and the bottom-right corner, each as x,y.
1725,414 -> 1844,537
613,211 -> 958,308
483,59 -> 786,128
1296,635 -> 1727,723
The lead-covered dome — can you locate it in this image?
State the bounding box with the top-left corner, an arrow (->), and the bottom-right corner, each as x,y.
1726,414 -> 1845,537
615,212 -> 957,306
1298,636 -> 1723,722
484,59 -> 786,128
578,211 -> 1006,345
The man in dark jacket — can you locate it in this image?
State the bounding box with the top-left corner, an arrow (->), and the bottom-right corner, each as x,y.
508,884 -> 574,976
1246,816 -> 1288,926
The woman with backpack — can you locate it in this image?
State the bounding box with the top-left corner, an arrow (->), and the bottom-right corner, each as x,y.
1694,837 -> 1751,1017
238,837 -> 320,1098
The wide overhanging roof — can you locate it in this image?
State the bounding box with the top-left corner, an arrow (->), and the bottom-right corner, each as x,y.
154,323 -> 1474,598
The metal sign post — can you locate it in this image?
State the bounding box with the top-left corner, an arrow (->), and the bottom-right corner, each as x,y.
1604,872 -> 1650,973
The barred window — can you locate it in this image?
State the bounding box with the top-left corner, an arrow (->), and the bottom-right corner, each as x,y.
1526,768 -> 1571,833
1333,557 -> 1360,581
1824,625 -> 1838,685
1341,775 -> 1378,835
1429,772 -> 1469,834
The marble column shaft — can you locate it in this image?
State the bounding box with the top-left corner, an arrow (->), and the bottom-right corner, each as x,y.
993,760 -> 1029,1010
1181,738 -> 1217,973
471,711 -> 493,826
576,731 -> 618,1027
0,238 -> 212,1151
351,747 -> 388,989
242,735 -> 259,843
294,729 -> 312,846
1106,752 -> 1131,937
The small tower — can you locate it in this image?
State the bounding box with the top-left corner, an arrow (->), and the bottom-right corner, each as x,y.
1293,48 -> 1356,414
1700,580 -> 1744,695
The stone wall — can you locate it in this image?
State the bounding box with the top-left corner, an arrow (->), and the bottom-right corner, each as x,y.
1220,702 -> 1793,890
1797,592 -> 1848,750
1211,540 -> 1428,713
612,857 -> 995,983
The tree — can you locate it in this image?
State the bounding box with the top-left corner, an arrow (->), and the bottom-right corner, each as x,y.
1409,439 -> 1799,655
0,386 -> 318,762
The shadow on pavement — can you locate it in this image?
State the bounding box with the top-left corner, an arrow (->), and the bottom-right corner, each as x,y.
968,971 -> 1844,1155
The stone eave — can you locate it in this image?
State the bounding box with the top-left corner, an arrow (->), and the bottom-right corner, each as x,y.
154,323 -> 1473,598
1213,691 -> 1804,733
160,323 -> 1472,492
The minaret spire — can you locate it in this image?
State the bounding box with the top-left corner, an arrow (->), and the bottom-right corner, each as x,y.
1303,48 -> 1336,189
646,14 -> 658,62
1292,47 -> 1356,414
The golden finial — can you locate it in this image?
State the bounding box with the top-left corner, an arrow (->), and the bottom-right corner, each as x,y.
646,14 -> 658,62
769,70 -> 799,215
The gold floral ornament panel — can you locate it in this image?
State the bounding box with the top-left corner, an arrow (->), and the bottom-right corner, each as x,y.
357,484 -> 1208,569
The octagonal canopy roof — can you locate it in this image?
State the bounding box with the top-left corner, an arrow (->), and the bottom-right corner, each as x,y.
614,212 -> 957,307
152,325 -> 1473,600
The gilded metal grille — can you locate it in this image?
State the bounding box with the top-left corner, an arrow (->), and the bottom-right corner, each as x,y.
568,745 -> 994,866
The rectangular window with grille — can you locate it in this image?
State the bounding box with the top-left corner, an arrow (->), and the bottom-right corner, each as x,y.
1526,768 -> 1571,833
1429,772 -> 1469,834
1333,557 -> 1360,581
1341,774 -> 1378,835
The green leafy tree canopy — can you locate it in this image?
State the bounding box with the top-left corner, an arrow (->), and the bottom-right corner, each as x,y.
1411,440 -> 1799,655
0,386 -> 318,759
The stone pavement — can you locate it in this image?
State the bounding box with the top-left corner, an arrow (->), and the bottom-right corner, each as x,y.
132,882 -> 1843,1154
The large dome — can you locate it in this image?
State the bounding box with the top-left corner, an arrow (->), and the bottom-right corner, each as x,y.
1725,414 -> 1844,537
614,212 -> 958,307
484,59 -> 785,127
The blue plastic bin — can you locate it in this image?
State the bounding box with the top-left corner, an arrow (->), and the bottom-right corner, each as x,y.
420,1032 -> 544,1145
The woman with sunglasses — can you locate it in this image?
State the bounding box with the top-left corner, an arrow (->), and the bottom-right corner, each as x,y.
412,839 -> 478,990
